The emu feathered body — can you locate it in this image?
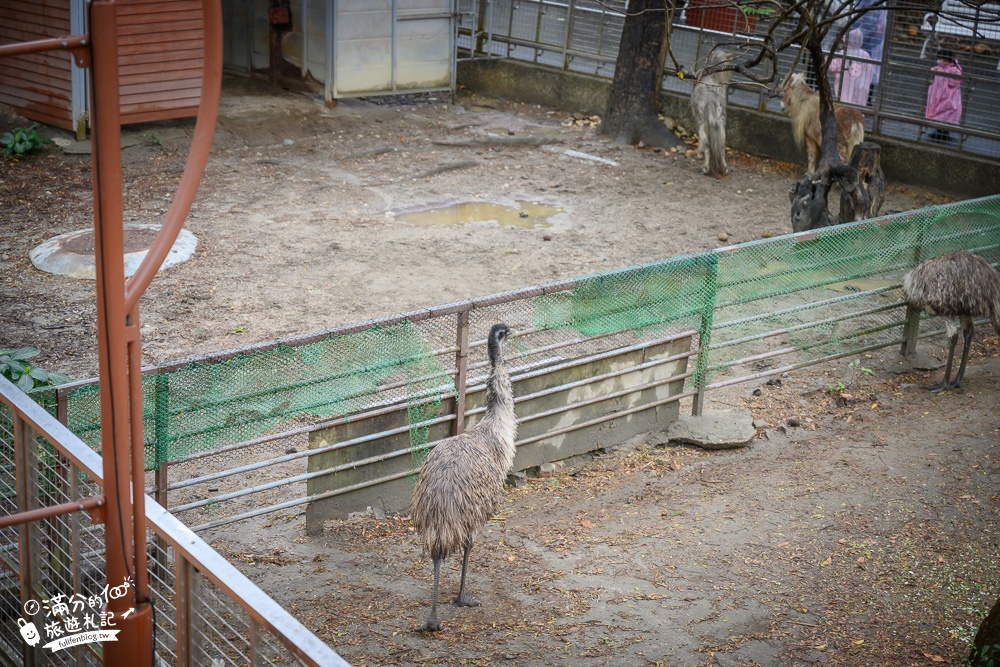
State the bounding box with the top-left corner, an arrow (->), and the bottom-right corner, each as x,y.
902,250 -> 1000,390
411,322 -> 517,630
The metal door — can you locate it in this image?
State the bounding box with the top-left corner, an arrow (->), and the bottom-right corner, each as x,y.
327,0 -> 456,99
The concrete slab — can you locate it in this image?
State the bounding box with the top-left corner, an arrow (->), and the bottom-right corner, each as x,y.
665,408 -> 757,450
29,224 -> 197,280
884,350 -> 944,373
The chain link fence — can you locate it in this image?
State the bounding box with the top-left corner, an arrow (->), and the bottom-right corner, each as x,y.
457,0 -> 1000,159
32,194 -> 999,532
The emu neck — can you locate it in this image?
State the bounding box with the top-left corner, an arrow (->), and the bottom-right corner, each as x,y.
480,359 -> 516,459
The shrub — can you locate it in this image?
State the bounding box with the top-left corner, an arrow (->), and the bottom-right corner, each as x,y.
0,347 -> 72,392
1,123 -> 52,158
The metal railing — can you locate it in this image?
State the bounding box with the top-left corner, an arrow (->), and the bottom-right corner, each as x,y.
45,196 -> 1000,534
457,0 -> 1000,159
0,375 -> 348,666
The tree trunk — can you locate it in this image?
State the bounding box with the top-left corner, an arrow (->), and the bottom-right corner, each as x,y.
600,0 -> 683,148
789,33 -> 872,230
971,595 -> 1000,666
839,141 -> 884,223
789,176 -> 831,232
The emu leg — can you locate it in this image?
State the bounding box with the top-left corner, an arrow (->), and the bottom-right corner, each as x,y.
952,325 -> 976,389
928,332 -> 959,393
453,537 -> 480,607
418,557 -> 443,632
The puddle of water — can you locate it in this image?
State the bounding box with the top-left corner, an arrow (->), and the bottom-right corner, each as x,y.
395,200 -> 563,229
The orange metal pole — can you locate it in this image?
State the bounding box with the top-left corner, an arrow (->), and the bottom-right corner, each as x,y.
0,35 -> 88,58
88,2 -> 153,665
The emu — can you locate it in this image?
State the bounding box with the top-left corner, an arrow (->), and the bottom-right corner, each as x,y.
902,250 -> 1000,392
411,322 -> 517,632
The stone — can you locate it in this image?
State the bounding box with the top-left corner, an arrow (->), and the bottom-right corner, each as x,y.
665,409 -> 757,450
538,461 -> 564,477
884,351 -> 943,373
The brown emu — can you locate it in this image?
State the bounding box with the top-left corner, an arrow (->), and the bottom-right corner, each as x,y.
411,322 -> 517,632
902,250 -> 1000,392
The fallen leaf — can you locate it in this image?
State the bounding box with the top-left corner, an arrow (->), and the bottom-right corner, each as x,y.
922,653 -> 945,662
820,556 -> 832,567
853,639 -> 865,645
580,519 -> 593,529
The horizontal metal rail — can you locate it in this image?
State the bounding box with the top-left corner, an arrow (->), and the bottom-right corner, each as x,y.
166,333 -> 696,492
712,299 -> 906,349
0,376 -> 348,667
170,362 -> 694,512
0,495 -> 104,529
0,35 -> 88,58
188,383 -> 696,532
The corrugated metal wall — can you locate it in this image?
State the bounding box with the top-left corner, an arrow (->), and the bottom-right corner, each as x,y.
117,0 -> 204,124
0,0 -> 203,131
0,0 -> 75,130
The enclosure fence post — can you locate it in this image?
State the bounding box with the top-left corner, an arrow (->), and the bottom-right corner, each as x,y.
453,309 -> 470,436
900,216 -> 929,358
474,0 -> 489,54
691,255 -> 720,416
14,414 -> 40,667
900,304 -> 921,358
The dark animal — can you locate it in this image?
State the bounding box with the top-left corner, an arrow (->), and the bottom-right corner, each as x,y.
902,250 -> 1000,392
781,72 -> 865,175
690,49 -> 733,179
411,322 -> 517,632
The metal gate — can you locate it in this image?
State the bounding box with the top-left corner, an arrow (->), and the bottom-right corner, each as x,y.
327,0 -> 456,99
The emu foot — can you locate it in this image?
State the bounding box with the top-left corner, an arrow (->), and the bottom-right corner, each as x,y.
417,618 -> 442,632
927,380 -> 961,393
453,592 -> 481,607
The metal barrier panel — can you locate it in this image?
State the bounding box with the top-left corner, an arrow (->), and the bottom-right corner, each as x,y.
0,376 -> 348,666
304,330 -> 694,530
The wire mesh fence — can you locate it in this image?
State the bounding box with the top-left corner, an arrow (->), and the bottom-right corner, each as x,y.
0,378 -> 347,666
37,194 -> 1000,533
457,0 -> 1000,158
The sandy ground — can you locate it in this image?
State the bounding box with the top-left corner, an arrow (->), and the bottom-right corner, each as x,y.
2,77 -> 997,666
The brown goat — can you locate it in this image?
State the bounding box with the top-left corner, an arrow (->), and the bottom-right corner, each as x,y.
781,73 -> 865,175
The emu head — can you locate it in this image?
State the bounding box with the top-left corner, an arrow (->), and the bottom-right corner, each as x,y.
487,323 -> 510,365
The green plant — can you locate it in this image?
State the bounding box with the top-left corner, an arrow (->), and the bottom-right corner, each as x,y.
967,643 -> 1000,667
847,358 -> 873,376
740,4 -> 774,15
1,123 -> 52,158
827,380 -> 847,394
0,347 -> 71,391
142,131 -> 162,146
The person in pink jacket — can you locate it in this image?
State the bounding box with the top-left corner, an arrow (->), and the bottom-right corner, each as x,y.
925,48 -> 963,143
829,28 -> 874,106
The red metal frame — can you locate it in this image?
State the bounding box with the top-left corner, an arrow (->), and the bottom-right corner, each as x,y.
0,1 -> 222,664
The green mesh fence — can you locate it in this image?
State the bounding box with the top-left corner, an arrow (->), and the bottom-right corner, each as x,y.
49,195 -> 1000,470
59,321 -> 453,470
528,195 -> 1000,388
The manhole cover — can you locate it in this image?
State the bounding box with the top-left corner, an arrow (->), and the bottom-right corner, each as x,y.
60,227 -> 161,255
29,224 -> 198,280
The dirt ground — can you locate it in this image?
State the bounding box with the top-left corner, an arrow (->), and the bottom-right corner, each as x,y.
2,77 -> 997,666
